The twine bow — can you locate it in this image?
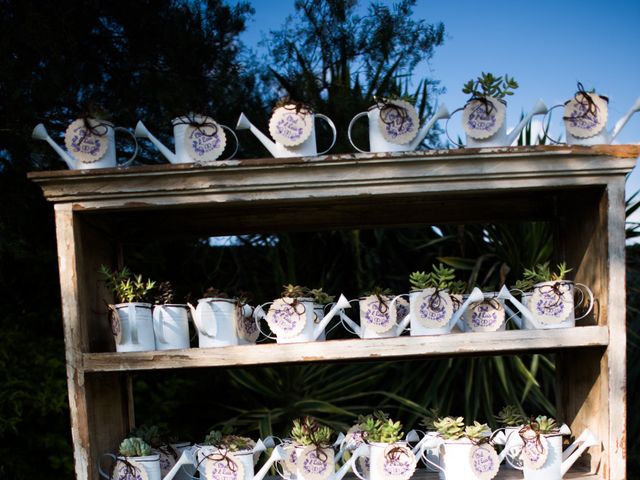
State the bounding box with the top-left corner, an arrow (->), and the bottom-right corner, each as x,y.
173,113 -> 219,138
375,97 -> 410,130
283,297 -> 307,316
78,117 -> 110,145
469,96 -> 496,116
518,422 -> 545,456
563,82 -> 608,121
426,288 -> 445,310
375,293 -> 389,315
274,97 -> 313,116
112,457 -> 143,480
534,281 -> 571,309
196,448 -> 239,475
384,445 -> 408,463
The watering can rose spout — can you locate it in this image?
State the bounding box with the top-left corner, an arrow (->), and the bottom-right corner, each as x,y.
32,123 -> 77,169
312,294 -> 351,340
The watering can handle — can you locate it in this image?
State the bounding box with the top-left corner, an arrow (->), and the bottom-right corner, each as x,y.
315,114 -> 337,155
219,125 -> 240,160
98,453 -> 118,479
444,107 -> 465,148
107,305 -> 126,345
539,104 -> 565,145
254,302 -> 278,341
574,283 -> 595,321
114,127 -> 139,167
350,452 -> 367,480
153,306 -> 167,345
347,111 -> 370,153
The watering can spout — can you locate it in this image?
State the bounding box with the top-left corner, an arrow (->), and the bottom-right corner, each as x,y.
313,294 -> 351,340
407,104 -> 451,150
254,445 -> 285,480
32,123 -> 77,169
236,113 -> 280,157
135,121 -> 177,163
497,285 -> 540,328
561,429 -> 598,477
610,96 -> 640,142
451,287 -> 484,327
162,449 -> 195,480
340,310 -> 362,337
506,99 -> 548,145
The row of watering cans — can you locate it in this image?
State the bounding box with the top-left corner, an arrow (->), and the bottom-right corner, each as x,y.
111,281 -> 593,352
98,426 -> 597,480
32,93 -> 640,170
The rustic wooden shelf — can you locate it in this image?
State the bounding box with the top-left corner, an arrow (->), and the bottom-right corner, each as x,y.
82,326 -> 609,372
29,145 -> 638,479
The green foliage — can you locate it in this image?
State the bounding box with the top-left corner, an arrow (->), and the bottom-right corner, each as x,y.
203,428 -> 256,451
154,281 -> 174,305
291,417 -> 334,446
99,265 -> 155,304
495,405 -> 526,427
202,287 -> 229,299
409,264 -> 456,290
516,262 -> 572,291
420,408 -> 441,431
357,411 -> 403,443
132,424 -> 163,447
434,416 -> 465,440
534,415 -> 558,434
464,421 -> 491,440
462,72 -> 519,100
309,288 -> 335,305
119,437 -> 152,457
282,284 -> 309,298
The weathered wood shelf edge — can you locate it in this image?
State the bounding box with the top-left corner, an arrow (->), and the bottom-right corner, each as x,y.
82,325 -> 608,372
301,468 -> 595,480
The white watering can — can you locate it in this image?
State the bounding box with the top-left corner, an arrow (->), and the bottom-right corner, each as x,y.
406,430 -> 440,472
506,426 -> 598,479
497,282 -> 593,330
347,101 -> 450,153
447,98 -> 548,148
188,298 -> 257,348
191,442 -> 285,480
235,108 -> 337,158
254,295 -> 350,343
153,304 -> 190,350
339,295 -> 409,339
99,450 -> 194,480
109,303 -> 156,353
276,442 -> 368,480
135,115 -> 239,163
389,287 -> 484,336
545,92 -> 640,145
457,292 -> 521,333
351,442 -> 417,480
419,436 -> 500,480
32,119 -> 138,169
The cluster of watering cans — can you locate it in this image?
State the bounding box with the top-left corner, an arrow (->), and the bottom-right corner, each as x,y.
32,90 -> 640,169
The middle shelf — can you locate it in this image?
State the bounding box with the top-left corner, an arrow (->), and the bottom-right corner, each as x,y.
82,325 -> 608,372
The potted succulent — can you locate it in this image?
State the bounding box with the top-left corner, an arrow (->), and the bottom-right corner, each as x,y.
235,291 -> 259,345
287,417 -> 336,480
152,282 -> 190,351
132,424 -> 193,478
423,416 -> 499,479
100,265 -> 156,352
343,287 -> 408,339
99,436 -> 161,480
460,288 -> 508,333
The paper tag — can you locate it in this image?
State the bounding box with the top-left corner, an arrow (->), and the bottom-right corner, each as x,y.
373,444 -> 416,480
467,301 -> 505,332
564,94 -> 608,138
283,444 -> 298,477
520,433 -> 549,470
357,456 -> 370,479
184,116 -> 227,163
463,98 -> 505,139
112,459 -> 149,480
65,118 -> 109,163
296,447 -> 334,480
451,294 -> 463,312
377,100 -> 420,145
236,306 -> 259,343
344,426 -> 367,450
266,298 -> 307,338
155,448 -> 176,477
395,297 -> 410,323
414,289 -> 453,328
469,444 -> 500,479
269,106 -> 313,146
109,305 -> 124,345
204,453 -> 245,480
531,283 -> 572,324
360,295 -> 396,333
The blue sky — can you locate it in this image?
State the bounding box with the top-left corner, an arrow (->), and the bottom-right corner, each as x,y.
237,0 -> 640,194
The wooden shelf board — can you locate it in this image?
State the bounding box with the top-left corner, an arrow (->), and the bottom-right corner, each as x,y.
82,325 -> 608,372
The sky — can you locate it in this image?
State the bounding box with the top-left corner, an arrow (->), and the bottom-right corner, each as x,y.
236,0 -> 640,196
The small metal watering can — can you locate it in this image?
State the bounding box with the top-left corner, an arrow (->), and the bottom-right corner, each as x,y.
188,298 -> 257,348
340,294 -> 409,339
32,118 -> 138,169
99,450 -> 194,480
254,295 -> 350,343
236,102 -> 337,158
446,98 -> 548,147
135,114 -> 239,163
497,281 -> 594,330
457,291 -> 521,333
351,441 -> 417,480
108,303 -> 156,353
347,100 -> 450,153
420,436 -> 501,480
153,304 -> 191,350
190,441 -> 285,480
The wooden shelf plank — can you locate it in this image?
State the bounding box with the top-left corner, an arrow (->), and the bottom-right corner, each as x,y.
82,325 -> 608,372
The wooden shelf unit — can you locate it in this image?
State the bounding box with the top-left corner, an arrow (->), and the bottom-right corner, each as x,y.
29,145 -> 640,479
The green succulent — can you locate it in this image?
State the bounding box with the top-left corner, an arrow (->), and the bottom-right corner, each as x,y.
309,288 -> 335,305
363,286 -> 393,297
495,406 -> 527,427
119,437 -> 152,457
203,429 -> 256,451
517,262 -> 572,291
203,430 -> 224,446
534,416 -> 558,434
434,416 -> 465,441
131,425 -> 163,447
291,417 -> 334,446
465,421 -> 491,441
154,281 -> 174,305
420,408 -> 441,431
447,280 -> 468,295
356,411 -> 403,444
462,72 -> 519,100
409,265 -> 457,291
282,284 -> 309,299
100,265 -> 156,304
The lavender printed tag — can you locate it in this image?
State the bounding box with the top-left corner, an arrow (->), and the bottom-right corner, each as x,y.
237,305 -> 259,342
520,433 -> 549,470
462,98 -> 505,140
377,99 -> 420,145
469,444 -> 500,480
112,459 -> 149,480
266,298 -> 307,339
185,117 -> 226,163
65,118 -> 109,163
531,282 -> 572,325
373,444 -> 416,480
297,446 -> 334,480
395,297 -> 410,325
414,289 -> 453,328
466,300 -> 505,332
269,107 -> 313,147
360,295 -> 396,333
563,94 -> 608,138
205,454 -> 245,480
154,448 -> 176,476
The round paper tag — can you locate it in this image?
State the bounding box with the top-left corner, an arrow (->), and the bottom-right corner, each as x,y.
563,94 -> 608,138
283,444 -> 298,477
266,298 -> 307,339
360,295 -> 396,333
414,289 -> 453,328
520,433 -> 549,470
469,444 -> 500,480
377,100 -> 420,145
112,459 -> 149,480
204,453 -> 245,480
374,444 -> 416,480
65,118 -> 109,163
236,306 -> 259,343
357,456 -> 370,479
467,301 -> 505,332
395,297 -> 410,323
451,294 -> 463,312
184,117 -> 226,163
531,283 -> 572,325
296,446 -> 334,480
269,106 -> 313,146
462,98 -> 505,139
344,426 -> 367,450
109,306 -> 124,345
155,448 -> 176,477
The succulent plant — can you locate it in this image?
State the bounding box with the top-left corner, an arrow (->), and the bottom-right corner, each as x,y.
363,286 -> 393,297
434,416 -> 465,441
517,262 -> 572,291
203,429 -> 256,452
281,284 -> 309,298
119,437 -> 152,457
202,287 -> 229,299
462,72 -> 519,100
131,424 -> 163,447
409,264 -> 457,291
534,416 -> 558,434
309,288 -> 335,305
447,280 -> 468,295
420,408 -> 441,431
154,281 -> 174,305
355,411 -> 403,444
100,265 -> 156,304
495,406 -> 526,427
465,421 -> 491,441
291,417 -> 334,446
